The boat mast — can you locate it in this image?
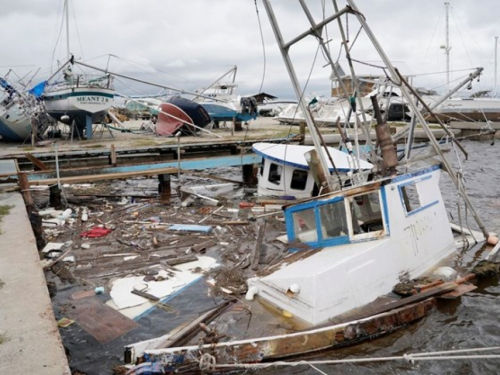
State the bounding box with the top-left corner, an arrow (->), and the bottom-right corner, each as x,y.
346,0 -> 489,238
65,0 -> 70,60
261,0 -> 353,191
444,2 -> 451,91
495,36 -> 498,90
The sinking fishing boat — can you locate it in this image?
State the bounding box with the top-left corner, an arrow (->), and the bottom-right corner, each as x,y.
156,96 -> 212,136
253,142 -> 373,199
124,1 -> 494,373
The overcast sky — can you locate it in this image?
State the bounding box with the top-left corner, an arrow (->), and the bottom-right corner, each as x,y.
1,0 -> 499,99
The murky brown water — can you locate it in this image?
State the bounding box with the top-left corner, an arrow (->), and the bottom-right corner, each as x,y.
55,140 -> 500,374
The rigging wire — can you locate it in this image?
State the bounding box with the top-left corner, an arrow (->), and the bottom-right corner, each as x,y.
50,1 -> 67,74
70,0 -> 85,61
449,6 -> 479,69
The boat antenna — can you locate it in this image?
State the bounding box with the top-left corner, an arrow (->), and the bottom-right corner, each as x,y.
441,2 -> 451,91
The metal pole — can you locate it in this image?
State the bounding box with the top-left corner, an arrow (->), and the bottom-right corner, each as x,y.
65,0 -> 70,60
55,143 -> 61,189
495,36 -> 498,89
176,133 -> 181,181
444,2 -> 450,91
262,0 -> 350,189
346,0 -> 489,238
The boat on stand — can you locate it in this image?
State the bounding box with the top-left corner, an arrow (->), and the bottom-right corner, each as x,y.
38,0 -> 115,139
124,1 -> 497,372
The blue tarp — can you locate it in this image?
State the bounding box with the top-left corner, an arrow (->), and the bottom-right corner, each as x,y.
0,78 -> 15,93
29,81 -> 47,98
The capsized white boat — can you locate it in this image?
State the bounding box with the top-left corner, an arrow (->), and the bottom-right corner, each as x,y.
253,142 -> 373,199
0,79 -> 32,142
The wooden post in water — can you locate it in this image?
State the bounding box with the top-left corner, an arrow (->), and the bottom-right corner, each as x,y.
242,164 -> 258,185
299,121 -> 306,145
305,149 -> 335,195
49,184 -> 63,209
17,172 -> 34,213
158,174 -> 171,201
109,144 -> 117,166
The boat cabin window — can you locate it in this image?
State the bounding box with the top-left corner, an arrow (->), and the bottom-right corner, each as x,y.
268,163 -> 283,185
349,192 -> 384,234
288,192 -> 386,247
292,208 -> 318,242
290,169 -> 308,190
260,158 -> 264,176
400,183 -> 421,213
319,200 -> 349,239
290,198 -> 348,244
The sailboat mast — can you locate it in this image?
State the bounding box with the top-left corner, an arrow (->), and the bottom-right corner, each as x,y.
444,2 -> 450,91
495,36 -> 498,90
65,0 -> 70,60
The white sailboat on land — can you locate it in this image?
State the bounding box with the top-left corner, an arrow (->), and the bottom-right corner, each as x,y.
40,0 -> 114,138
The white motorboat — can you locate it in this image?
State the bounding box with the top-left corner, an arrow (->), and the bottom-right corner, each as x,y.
253,142 -> 373,199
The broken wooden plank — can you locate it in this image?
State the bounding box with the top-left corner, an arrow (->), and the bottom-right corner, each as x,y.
24,153 -> 48,170
164,255 -> 198,267
157,301 -> 233,349
67,297 -> 138,344
251,222 -> 266,271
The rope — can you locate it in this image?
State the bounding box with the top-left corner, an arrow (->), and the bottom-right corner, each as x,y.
199,353 -> 217,372
211,346 -> 500,370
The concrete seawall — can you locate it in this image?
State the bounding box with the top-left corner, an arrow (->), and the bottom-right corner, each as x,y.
0,192 -> 70,374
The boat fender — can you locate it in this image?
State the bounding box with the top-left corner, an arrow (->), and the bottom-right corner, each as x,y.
245,286 -> 259,301
287,283 -> 301,296
487,233 -> 498,246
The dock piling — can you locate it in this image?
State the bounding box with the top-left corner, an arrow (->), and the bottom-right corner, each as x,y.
158,174 -> 171,201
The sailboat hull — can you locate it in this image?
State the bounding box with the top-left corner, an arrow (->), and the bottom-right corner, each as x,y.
43,87 -> 114,130
0,91 -> 32,142
156,97 -> 212,136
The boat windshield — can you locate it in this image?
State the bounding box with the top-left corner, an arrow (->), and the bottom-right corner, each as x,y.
288,190 -> 385,247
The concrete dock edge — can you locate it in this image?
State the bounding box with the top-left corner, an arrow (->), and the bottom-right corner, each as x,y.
0,192 -> 70,374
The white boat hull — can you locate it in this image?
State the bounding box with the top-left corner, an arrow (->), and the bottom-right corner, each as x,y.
0,90 -> 32,142
248,166 -> 456,326
43,86 -> 114,129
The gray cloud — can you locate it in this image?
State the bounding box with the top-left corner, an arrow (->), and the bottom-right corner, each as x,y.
1,0 -> 498,100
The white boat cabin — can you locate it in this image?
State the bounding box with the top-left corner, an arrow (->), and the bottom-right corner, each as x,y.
253,142 -> 373,199
247,164 -> 456,326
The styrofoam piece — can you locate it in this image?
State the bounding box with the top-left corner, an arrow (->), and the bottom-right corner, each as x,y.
42,242 -> 65,253
109,257 -> 218,312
